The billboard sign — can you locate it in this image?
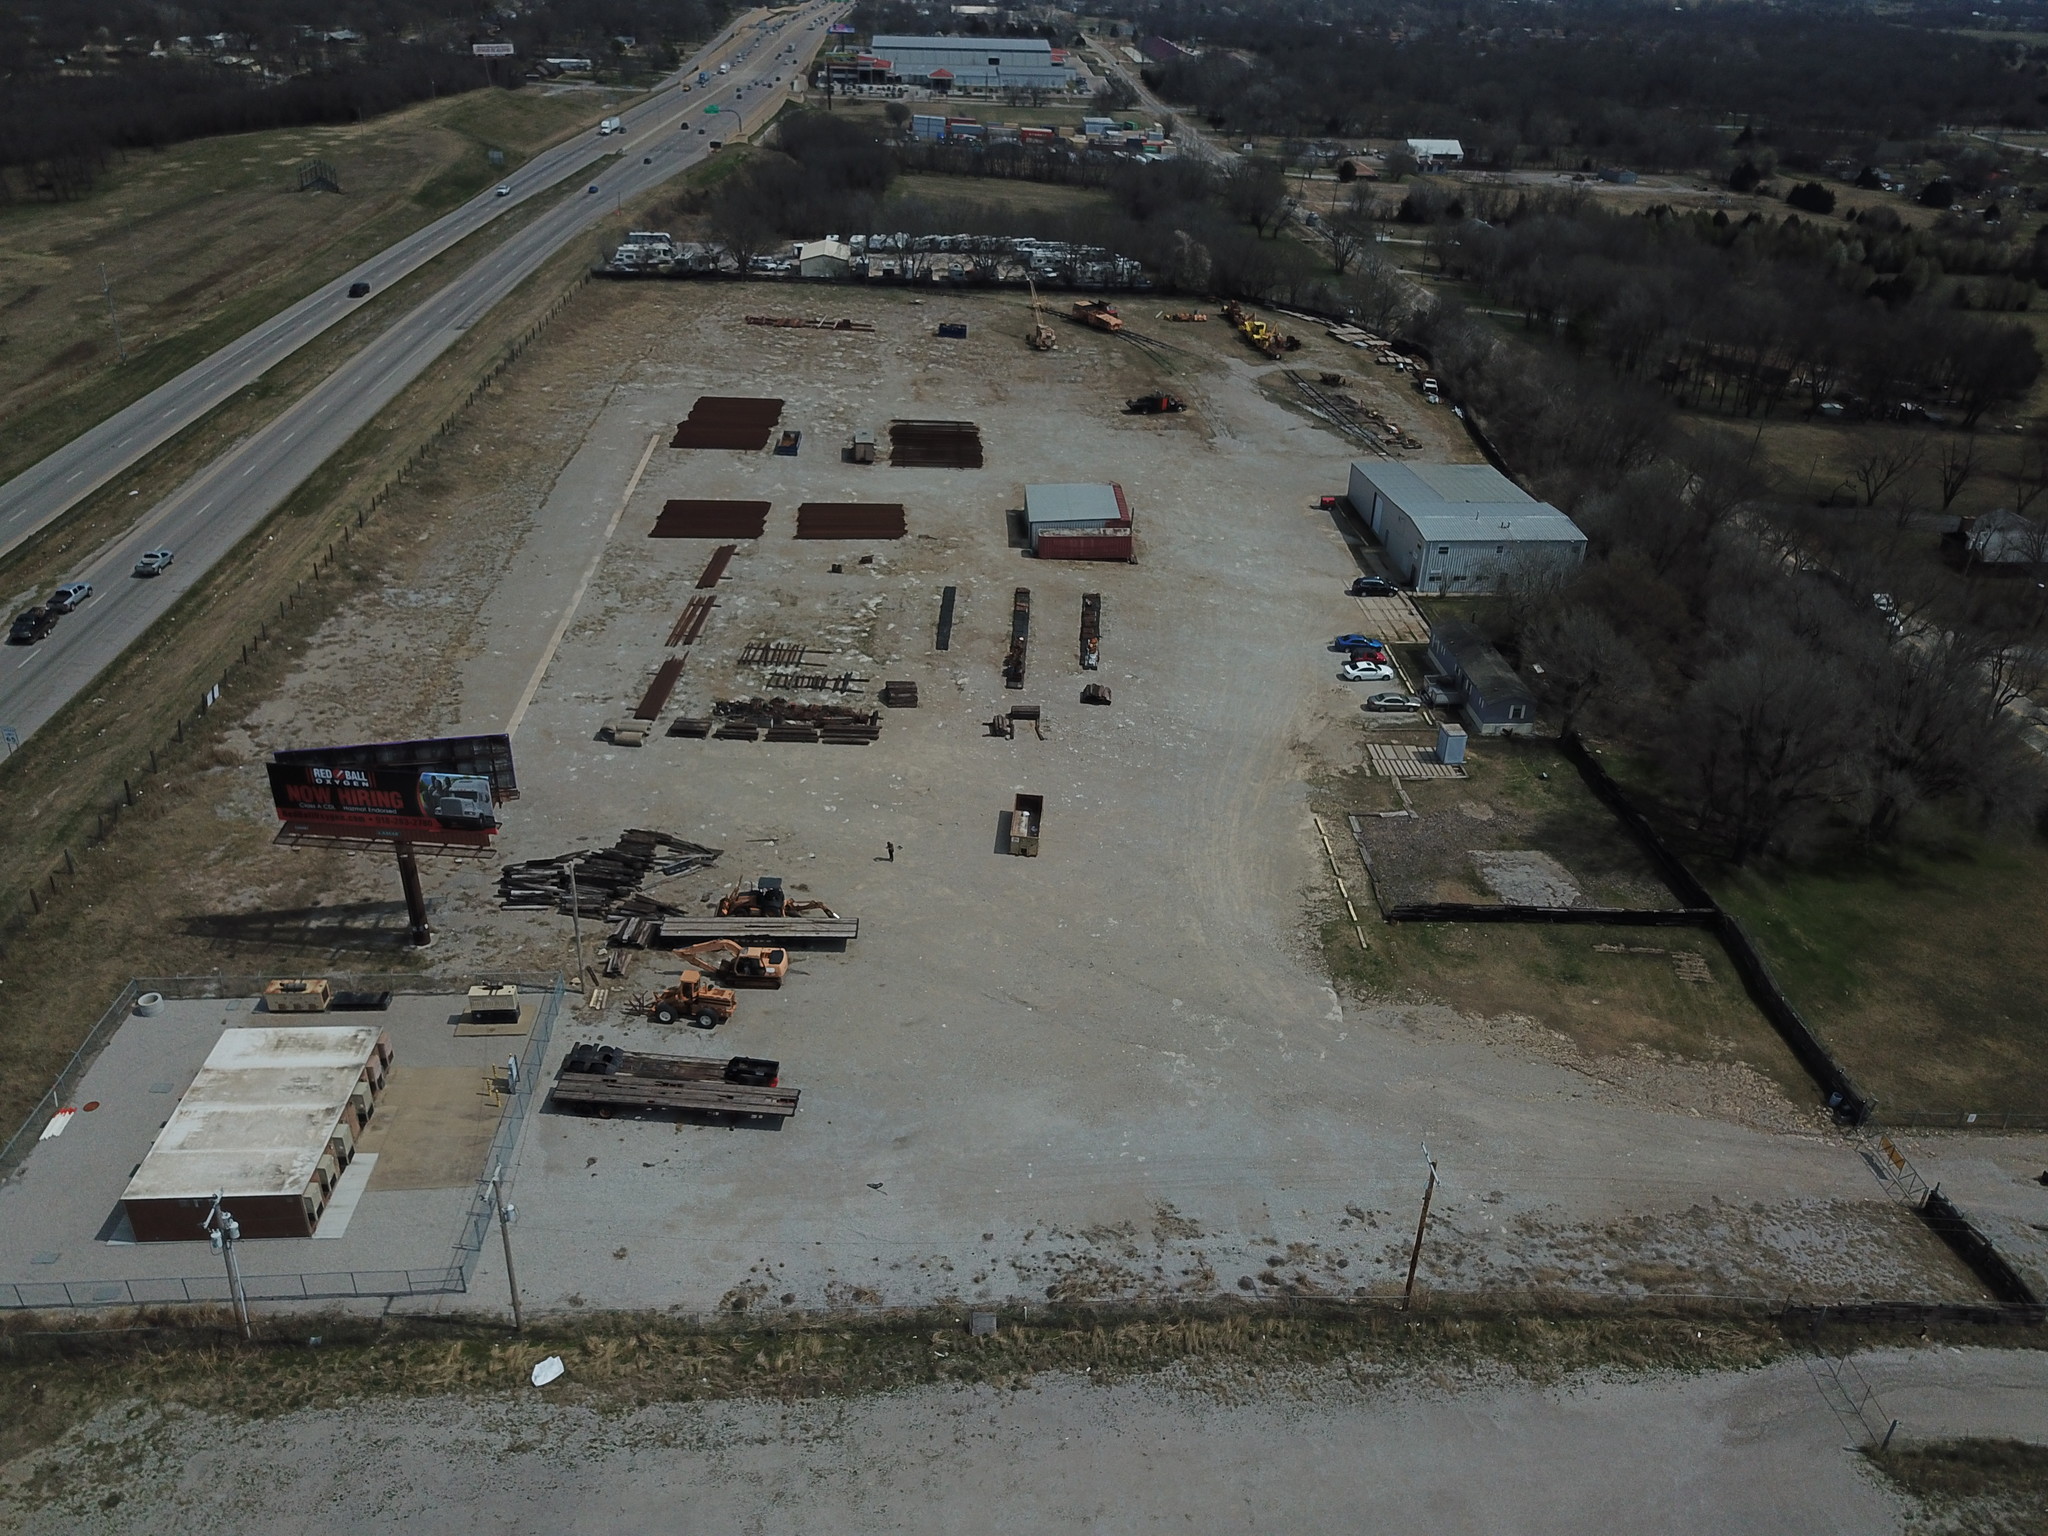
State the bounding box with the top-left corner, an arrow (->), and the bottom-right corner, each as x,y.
267,761 -> 500,840
473,41 -> 516,56
273,733 -> 518,798
828,22 -> 855,32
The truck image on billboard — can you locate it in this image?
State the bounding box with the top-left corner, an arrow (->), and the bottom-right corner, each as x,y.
267,762 -> 499,838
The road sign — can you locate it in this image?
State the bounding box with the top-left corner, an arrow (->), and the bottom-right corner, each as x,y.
2,726 -> 17,753
473,41 -> 516,56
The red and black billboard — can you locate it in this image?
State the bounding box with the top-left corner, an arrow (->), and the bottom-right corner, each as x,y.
266,762 -> 500,842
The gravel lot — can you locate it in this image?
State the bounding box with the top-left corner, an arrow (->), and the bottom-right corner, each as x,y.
132,282 -> 1989,1319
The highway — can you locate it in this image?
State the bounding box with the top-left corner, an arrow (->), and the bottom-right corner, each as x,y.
0,4 -> 845,749
0,9 -> 794,563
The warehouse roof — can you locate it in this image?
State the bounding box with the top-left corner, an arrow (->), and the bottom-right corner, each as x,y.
1025,482 -> 1129,527
1352,461 -> 1584,545
872,35 -> 1057,56
121,1025 -> 378,1203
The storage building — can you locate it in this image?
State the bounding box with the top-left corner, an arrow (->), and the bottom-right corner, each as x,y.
1346,461 -> 1586,594
1426,619 -> 1538,735
121,1024 -> 392,1241
798,239 -> 854,278
867,35 -> 1075,90
1025,482 -> 1134,561
1405,137 -> 1465,166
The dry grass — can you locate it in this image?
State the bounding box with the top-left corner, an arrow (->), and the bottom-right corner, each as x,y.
0,85 -> 632,486
1715,826 -> 2048,1114
1864,1437 -> 2048,1536
4,1299 -> 2000,1468
0,239 -> 599,1140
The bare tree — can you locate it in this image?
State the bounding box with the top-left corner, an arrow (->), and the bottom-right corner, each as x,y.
1845,441 -> 1923,507
1323,210 -> 1374,276
1673,645 -> 1856,863
1934,435 -> 1977,513
1520,603 -> 1652,736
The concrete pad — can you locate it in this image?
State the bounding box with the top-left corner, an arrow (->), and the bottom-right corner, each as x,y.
311,1153 -> 377,1241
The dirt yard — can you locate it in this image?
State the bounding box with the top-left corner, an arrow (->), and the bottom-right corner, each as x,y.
1,280 -> 1997,1319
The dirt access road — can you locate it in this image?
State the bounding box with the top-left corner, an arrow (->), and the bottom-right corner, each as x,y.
7,1347 -> 2046,1532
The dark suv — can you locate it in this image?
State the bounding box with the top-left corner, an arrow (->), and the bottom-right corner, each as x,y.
8,606 -> 55,644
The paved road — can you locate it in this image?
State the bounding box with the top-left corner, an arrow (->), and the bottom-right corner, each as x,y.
0,4 -> 844,749
0,10 -> 786,564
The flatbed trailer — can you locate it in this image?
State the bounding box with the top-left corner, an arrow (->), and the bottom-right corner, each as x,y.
651,916 -> 858,946
549,1044 -> 799,1121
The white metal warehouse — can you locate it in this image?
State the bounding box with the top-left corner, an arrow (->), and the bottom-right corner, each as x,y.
1347,462 -> 1586,594
865,35 -> 1075,89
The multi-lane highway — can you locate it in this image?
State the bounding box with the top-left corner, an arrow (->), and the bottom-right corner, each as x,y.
0,7 -> 803,561
0,4 -> 844,748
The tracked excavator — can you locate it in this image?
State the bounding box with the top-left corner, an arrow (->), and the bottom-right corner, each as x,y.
716,876 -> 839,920
672,939 -> 791,989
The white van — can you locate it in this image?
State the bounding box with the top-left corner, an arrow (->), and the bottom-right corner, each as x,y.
598,116 -> 623,135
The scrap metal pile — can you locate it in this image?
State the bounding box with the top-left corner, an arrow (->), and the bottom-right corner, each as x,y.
498,829 -> 723,918
670,698 -> 881,745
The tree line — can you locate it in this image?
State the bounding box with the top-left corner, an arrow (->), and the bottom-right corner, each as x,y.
1129,0 -> 2047,168
0,0 -> 732,200
1417,193 -> 2043,428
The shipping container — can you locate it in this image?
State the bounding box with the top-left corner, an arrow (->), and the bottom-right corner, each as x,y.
1034,526 -> 1134,561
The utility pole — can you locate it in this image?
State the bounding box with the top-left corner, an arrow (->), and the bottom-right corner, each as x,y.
1400,1146 -> 1439,1313
205,1194 -> 252,1339
99,264 -> 127,362
490,1167 -> 524,1331
567,858 -> 587,992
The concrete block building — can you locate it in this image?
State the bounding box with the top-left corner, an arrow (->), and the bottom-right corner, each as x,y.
1346,462 -> 1586,594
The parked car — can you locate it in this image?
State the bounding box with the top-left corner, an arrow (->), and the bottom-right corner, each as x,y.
347,281 -> 371,298
1330,633 -> 1387,654
1341,660 -> 1395,682
1347,576 -> 1397,597
1364,692 -> 1422,712
133,548 -> 174,577
8,606 -> 55,645
47,581 -> 92,613
495,183 -> 512,197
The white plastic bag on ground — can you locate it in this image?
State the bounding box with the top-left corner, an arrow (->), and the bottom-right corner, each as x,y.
530,1355 -> 565,1387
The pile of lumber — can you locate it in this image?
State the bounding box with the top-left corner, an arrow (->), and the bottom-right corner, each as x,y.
498,830 -> 723,917
669,697 -> 881,745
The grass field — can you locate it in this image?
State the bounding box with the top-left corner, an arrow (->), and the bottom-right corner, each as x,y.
1715,822 -> 2048,1115
1311,737 -> 1815,1106
0,83 -> 632,485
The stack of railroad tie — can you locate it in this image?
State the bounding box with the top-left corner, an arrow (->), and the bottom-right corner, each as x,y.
670,698 -> 881,745
670,396 -> 784,451
887,419 -> 983,469
498,830 -> 723,917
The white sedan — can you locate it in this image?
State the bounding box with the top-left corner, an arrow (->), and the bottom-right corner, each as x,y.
1341,660 -> 1395,682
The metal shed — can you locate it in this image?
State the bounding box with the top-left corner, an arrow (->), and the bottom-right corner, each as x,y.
121,1024 -> 391,1241
1347,462 -> 1586,594
1024,483 -> 1134,562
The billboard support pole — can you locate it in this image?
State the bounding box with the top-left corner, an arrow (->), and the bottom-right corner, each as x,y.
395,840 -> 432,946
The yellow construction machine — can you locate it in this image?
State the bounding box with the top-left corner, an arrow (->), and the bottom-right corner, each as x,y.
647,970 -> 738,1029
673,939 -> 791,989
1071,298 -> 1124,334
1027,279 -> 1057,351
